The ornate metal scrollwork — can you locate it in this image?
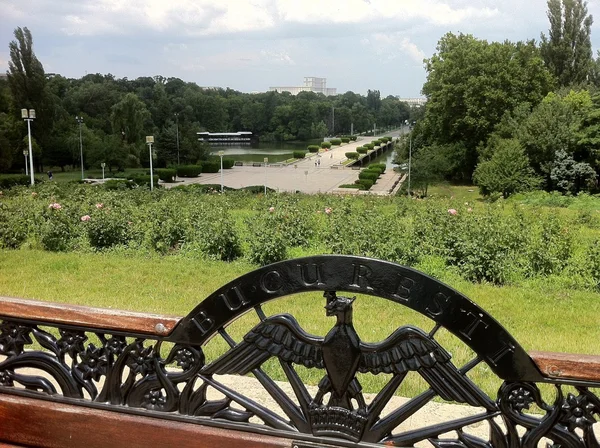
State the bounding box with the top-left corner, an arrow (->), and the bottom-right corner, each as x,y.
0,255 -> 598,447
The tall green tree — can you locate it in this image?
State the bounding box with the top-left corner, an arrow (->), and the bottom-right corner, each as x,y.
421,33 -> 554,180
540,0 -> 593,86
110,93 -> 151,144
7,27 -> 52,171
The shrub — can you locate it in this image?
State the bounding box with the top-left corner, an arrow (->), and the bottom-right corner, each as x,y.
369,163 -> 386,174
246,212 -> 288,265
177,165 -> 202,177
350,135 -> 357,141
365,166 -> 384,176
241,185 -> 276,194
356,179 -> 374,190
40,210 -> 78,252
223,158 -> 235,169
200,161 -> 220,173
527,214 -> 572,276
356,147 -> 368,154
359,171 -> 379,181
128,174 -> 159,187
330,138 -> 342,146
156,169 -> 177,183
0,207 -> 28,249
321,141 -> 332,149
293,151 -> 307,159
341,137 -> 350,144
0,175 -> 36,189
307,145 -> 320,153
365,143 -> 375,150
345,152 -> 359,159
103,179 -> 134,190
372,139 -> 382,146
144,203 -> 186,253
85,210 -> 131,249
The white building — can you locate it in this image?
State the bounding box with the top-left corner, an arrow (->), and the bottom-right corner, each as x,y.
270,77 -> 337,96
397,97 -> 427,107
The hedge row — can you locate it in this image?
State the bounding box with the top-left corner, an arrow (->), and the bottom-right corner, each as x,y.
0,175 -> 38,189
156,169 -> 176,183
177,165 -> 202,177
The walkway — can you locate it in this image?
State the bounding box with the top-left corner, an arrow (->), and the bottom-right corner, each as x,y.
163,129 -> 406,195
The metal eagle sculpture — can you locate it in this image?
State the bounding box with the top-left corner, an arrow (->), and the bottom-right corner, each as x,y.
202,291 -> 493,441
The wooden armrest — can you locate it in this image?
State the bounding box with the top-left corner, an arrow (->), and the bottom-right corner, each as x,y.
530,350 -> 600,382
0,296 -> 182,337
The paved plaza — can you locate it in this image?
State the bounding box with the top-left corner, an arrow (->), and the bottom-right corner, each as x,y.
164,129 -> 405,195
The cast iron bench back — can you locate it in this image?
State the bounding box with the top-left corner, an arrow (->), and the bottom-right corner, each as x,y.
0,255 -> 598,447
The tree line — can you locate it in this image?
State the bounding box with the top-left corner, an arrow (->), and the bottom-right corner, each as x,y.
0,28 -> 411,174
400,0 -> 600,197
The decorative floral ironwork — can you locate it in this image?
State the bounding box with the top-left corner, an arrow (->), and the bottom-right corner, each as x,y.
76,344 -> 108,381
507,386 -> 535,412
57,329 -> 87,358
104,336 -> 127,356
126,341 -> 155,376
0,322 -> 32,356
0,371 -> 13,387
143,388 -> 167,411
173,347 -> 195,370
560,393 -> 597,431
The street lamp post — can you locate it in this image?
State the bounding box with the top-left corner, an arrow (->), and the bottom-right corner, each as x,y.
264,157 -> 268,194
146,136 -> 155,191
76,116 -> 84,180
21,109 -> 35,186
407,132 -> 412,197
218,150 -> 225,193
23,150 -> 28,176
101,163 -> 106,180
174,113 -> 180,166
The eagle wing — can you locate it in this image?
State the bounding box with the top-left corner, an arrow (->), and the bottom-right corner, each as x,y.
359,326 -> 494,408
202,314 -> 324,376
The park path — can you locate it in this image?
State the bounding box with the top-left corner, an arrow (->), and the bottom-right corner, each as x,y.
162,130 -> 405,195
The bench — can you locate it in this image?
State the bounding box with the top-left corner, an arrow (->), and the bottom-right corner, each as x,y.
0,255 -> 599,447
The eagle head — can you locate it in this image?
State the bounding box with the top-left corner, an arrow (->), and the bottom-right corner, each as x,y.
324,292 -> 355,316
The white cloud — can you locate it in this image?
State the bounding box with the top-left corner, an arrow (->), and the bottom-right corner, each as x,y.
275,0 -> 497,26
7,0 -> 499,37
362,33 -> 426,64
260,49 -> 295,65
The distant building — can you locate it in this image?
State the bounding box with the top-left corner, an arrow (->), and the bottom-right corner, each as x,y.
197,131 -> 256,145
397,97 -> 427,107
270,77 -> 337,96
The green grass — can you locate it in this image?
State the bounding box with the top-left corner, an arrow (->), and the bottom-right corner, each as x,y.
426,183 -> 483,203
1,249 -> 598,399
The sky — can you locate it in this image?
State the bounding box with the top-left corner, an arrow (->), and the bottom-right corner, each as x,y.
2,0 -> 600,98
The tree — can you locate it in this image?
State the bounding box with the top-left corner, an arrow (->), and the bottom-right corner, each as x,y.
7,27 -> 52,171
110,93 -> 151,144
550,149 -> 597,193
473,139 -> 541,198
540,0 -> 593,87
421,33 -> 554,181
516,90 -> 591,184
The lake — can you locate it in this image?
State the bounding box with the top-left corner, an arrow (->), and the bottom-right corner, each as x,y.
209,141 -> 319,163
